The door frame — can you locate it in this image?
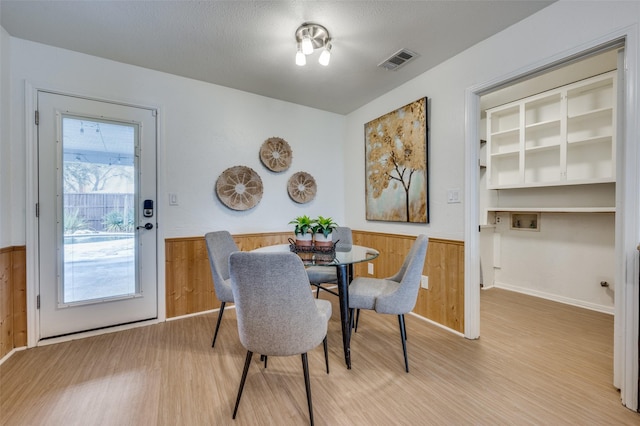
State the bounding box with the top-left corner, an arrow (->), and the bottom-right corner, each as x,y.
25,82 -> 166,346
464,26 -> 639,410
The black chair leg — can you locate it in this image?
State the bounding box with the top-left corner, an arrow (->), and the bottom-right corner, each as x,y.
323,335 -> 329,374
211,302 -> 226,348
398,314 -> 409,373
233,350 -> 253,419
315,285 -> 320,298
301,353 -> 314,426
355,309 -> 361,332
402,316 -> 408,341
260,354 -> 268,368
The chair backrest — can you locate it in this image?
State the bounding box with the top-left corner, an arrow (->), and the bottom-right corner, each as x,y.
386,234 -> 423,282
205,231 -> 239,302
375,235 -> 429,315
332,226 -> 353,252
229,251 -> 328,356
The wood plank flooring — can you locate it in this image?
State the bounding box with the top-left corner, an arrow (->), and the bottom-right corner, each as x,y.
1,289 -> 638,425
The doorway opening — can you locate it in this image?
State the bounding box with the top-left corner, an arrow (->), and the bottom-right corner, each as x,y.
469,39 -> 635,409
478,47 -> 618,310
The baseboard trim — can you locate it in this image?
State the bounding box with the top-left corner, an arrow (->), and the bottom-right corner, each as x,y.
0,346 -> 27,366
165,305 -> 236,322
494,282 -> 614,315
409,312 -> 466,338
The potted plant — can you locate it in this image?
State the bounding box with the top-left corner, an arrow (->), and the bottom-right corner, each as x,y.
289,214 -> 315,247
313,216 -> 338,247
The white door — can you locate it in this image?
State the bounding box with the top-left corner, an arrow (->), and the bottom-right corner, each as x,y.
37,91 -> 157,338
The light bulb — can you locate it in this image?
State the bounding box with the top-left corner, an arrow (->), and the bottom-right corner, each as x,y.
296,49 -> 306,66
319,43 -> 331,66
301,35 -> 313,55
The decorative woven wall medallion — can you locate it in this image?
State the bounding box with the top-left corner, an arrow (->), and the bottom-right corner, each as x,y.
260,137 -> 292,172
216,165 -> 263,211
287,171 -> 317,204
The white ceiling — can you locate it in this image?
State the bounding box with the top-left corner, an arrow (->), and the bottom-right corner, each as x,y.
0,0 -> 554,114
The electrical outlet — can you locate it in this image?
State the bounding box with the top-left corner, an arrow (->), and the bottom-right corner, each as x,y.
367,263 -> 374,275
421,275 -> 429,289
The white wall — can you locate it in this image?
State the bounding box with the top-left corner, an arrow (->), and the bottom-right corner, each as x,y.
343,1 -> 640,242
7,38 -> 346,244
480,181 -> 617,310
0,26 -> 10,247
492,212 -> 616,313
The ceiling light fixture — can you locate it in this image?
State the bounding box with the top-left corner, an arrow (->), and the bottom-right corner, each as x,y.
301,32 -> 314,55
318,42 -> 332,66
295,42 -> 306,66
295,23 -> 331,67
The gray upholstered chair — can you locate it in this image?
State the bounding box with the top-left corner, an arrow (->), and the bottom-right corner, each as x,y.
306,226 -> 353,298
204,231 -> 239,348
229,251 -> 331,426
348,234 -> 428,372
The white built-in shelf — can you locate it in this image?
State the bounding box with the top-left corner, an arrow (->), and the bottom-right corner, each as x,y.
487,207 -> 615,213
486,71 -> 616,189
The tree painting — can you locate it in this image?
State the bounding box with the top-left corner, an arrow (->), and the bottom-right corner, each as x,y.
365,97 -> 428,223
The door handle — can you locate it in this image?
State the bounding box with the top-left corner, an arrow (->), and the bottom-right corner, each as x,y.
137,223 -> 154,230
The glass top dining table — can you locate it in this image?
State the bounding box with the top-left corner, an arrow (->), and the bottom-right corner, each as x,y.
253,243 -> 379,369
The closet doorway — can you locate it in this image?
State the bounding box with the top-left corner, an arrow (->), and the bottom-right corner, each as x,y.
475,44 -> 626,401
478,48 -> 619,312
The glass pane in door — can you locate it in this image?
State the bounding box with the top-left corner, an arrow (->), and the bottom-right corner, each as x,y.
62,116 -> 137,304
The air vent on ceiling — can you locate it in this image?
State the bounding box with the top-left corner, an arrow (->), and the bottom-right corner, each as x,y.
378,49 -> 419,71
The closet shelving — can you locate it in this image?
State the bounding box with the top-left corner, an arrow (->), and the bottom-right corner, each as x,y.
484,71 -> 616,216
486,71 -> 616,190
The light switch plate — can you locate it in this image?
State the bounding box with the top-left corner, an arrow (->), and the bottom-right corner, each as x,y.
368,263 -> 374,275
447,189 -> 461,204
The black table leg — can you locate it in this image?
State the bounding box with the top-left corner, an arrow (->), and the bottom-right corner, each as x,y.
336,264 -> 351,369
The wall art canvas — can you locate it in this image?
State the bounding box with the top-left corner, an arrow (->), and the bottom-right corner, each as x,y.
365,97 -> 428,223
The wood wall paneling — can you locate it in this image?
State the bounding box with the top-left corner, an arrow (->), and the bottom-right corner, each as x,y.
11,247 -> 27,348
0,246 -> 27,359
0,248 -> 12,359
419,239 -> 465,333
353,231 -> 465,333
164,232 -> 292,318
166,231 -> 465,334
0,232 -> 464,359
165,237 -> 217,318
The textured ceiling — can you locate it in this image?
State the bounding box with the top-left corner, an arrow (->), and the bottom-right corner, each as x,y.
0,1 -> 554,114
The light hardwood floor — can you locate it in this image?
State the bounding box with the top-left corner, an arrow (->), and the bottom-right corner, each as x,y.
1,289 -> 638,425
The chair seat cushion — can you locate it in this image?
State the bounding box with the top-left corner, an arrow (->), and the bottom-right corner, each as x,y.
348,277 -> 400,311
305,266 -> 337,284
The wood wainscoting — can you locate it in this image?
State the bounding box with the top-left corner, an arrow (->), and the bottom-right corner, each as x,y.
165,231 -> 464,333
165,232 -> 292,318
0,246 -> 27,360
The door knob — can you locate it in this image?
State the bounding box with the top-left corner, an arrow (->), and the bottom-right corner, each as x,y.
137,223 -> 154,230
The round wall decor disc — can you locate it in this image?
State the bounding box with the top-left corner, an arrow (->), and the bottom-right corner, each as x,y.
287,171 -> 317,204
260,137 -> 292,172
216,165 -> 263,211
